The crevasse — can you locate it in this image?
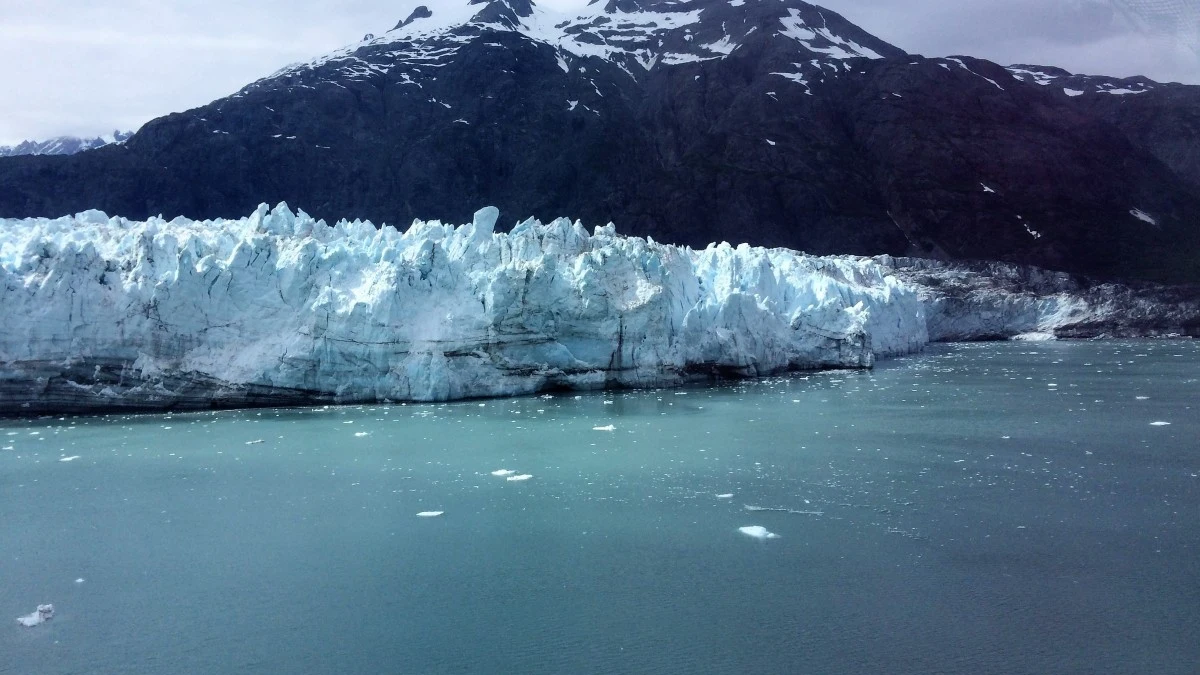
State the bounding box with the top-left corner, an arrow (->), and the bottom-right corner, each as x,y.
0,204 -> 928,409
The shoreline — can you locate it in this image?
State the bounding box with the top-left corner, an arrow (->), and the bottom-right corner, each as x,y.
2,336 -> 1193,418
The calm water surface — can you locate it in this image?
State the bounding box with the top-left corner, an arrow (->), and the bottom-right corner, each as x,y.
2,341 -> 1198,674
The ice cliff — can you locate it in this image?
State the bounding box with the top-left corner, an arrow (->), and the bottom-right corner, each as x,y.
0,204 -> 927,412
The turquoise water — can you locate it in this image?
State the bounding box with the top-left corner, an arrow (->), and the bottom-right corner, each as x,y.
2,341 -> 1198,674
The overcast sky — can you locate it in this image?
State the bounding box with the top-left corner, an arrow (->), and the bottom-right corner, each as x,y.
1,0 -> 1196,145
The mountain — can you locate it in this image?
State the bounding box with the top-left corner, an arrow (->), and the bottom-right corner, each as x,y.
0,131 -> 133,158
0,0 -> 1197,282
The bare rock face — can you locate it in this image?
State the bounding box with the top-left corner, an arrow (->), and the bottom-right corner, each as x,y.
0,0 -> 1197,283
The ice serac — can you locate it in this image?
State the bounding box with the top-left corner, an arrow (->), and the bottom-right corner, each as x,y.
0,204 -> 927,412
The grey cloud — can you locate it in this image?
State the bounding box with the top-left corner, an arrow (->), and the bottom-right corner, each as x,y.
817,0 -> 1198,81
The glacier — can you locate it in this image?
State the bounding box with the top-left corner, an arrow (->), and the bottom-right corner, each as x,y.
885,258 -> 1200,342
2,204 -> 1195,413
0,204 -> 928,412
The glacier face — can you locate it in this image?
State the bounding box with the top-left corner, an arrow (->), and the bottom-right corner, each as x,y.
0,204 -> 928,412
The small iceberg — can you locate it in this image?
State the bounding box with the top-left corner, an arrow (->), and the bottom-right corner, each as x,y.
1011,332 -> 1055,342
738,526 -> 780,540
490,469 -> 517,476
506,474 -> 533,481
744,504 -> 823,515
416,511 -> 444,517
592,425 -> 615,432
16,604 -> 54,627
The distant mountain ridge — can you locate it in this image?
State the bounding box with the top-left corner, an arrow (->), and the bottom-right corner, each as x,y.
0,0 -> 1197,282
0,131 -> 133,158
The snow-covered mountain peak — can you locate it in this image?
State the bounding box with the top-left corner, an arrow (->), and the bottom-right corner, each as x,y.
0,131 -> 133,158
249,0 -> 902,92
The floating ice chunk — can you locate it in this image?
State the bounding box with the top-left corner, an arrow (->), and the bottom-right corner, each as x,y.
716,493 -> 735,499
506,474 -> 533,481
245,439 -> 264,445
738,526 -> 780,540
58,456 -> 81,462
1150,421 -> 1171,426
16,604 -> 54,627
593,425 -> 615,432
1012,332 -> 1055,342
416,511 -> 444,517
491,469 -> 517,476
745,504 -> 823,515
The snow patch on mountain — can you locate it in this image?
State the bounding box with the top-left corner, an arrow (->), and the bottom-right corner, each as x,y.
1006,64 -> 1157,97
1129,208 -> 1157,225
778,8 -> 882,59
944,58 -> 1004,91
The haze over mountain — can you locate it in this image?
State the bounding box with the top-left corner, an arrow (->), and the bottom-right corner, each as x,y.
0,131 -> 133,158
1,0 -> 1197,282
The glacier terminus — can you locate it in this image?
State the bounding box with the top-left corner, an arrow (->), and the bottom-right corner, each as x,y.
0,204 -> 1193,413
